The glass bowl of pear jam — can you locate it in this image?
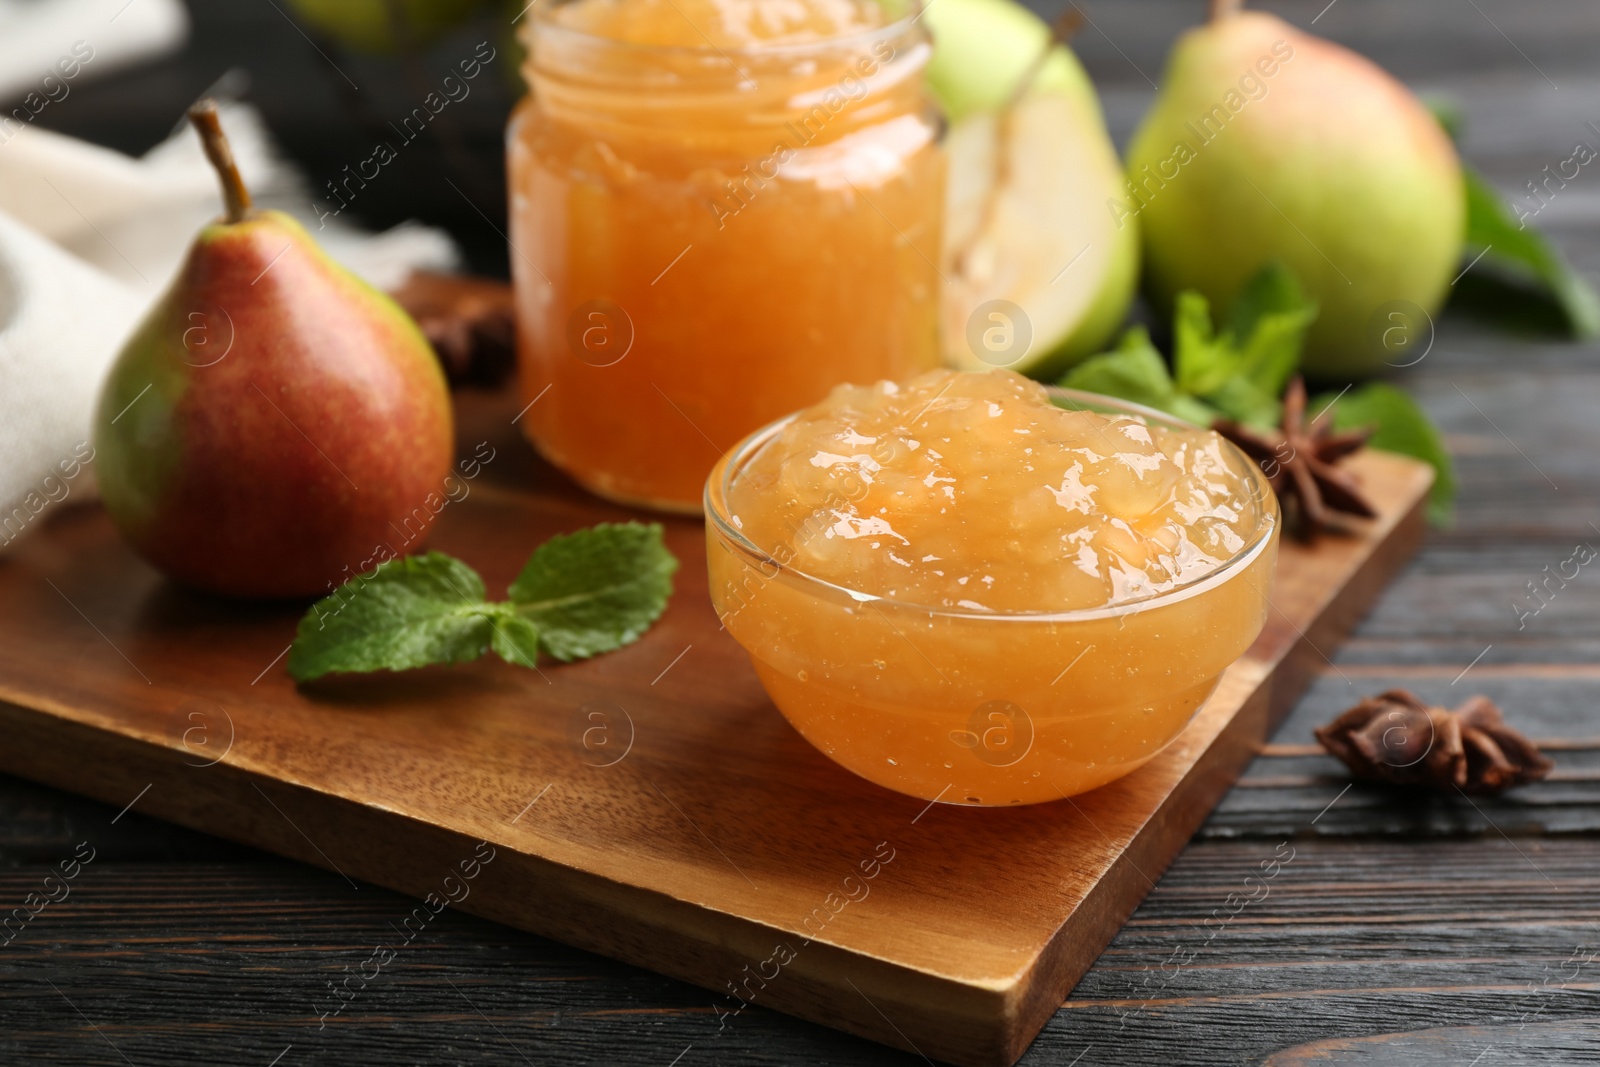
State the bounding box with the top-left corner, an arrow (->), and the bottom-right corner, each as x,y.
706,369 -> 1280,806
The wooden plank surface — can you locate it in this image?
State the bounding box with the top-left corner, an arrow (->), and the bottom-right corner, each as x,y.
5,0 -> 1599,1065
0,382 -> 1430,1066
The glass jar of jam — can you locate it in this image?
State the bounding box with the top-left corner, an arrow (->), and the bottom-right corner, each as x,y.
509,0 -> 944,511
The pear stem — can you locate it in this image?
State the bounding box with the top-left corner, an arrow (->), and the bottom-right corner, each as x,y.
1003,9 -> 1084,114
1209,0 -> 1245,21
952,11 -> 1084,279
187,99 -> 252,224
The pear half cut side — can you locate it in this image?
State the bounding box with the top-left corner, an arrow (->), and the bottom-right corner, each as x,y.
942,87 -> 1140,379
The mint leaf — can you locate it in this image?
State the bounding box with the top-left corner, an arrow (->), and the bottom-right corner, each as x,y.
509,522 -> 678,662
287,523 -> 678,682
1313,382 -> 1458,524
1237,306 -> 1316,400
1065,264 -> 1314,429
1060,328 -> 1221,427
1228,264 -> 1318,402
489,612 -> 542,669
1206,374 -> 1281,428
1060,328 -> 1174,405
1227,261 -> 1314,345
1059,259 -> 1455,526
1174,269 -> 1314,408
287,553 -> 504,682
1459,168 -> 1600,338
1167,393 -> 1224,428
1172,291 -> 1238,397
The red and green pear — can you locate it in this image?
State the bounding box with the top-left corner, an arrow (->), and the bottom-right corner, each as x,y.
93,101 -> 455,599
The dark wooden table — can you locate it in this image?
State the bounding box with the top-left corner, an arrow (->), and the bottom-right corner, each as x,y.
6,1 -> 1600,1063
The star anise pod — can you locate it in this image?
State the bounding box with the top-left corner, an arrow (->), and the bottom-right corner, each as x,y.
1213,377 -> 1377,538
1315,689 -> 1553,795
390,271 -> 516,387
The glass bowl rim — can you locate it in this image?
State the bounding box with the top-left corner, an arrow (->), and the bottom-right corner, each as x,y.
703,385 -> 1280,624
528,0 -> 926,61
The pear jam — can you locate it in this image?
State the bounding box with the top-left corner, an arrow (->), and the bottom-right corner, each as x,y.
706,369 -> 1280,805
509,0 -> 943,512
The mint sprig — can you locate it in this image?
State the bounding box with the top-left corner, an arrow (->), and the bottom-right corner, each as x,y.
1061,262 -> 1316,429
287,522 -> 677,682
1056,326 -> 1219,427
1058,262 -> 1458,522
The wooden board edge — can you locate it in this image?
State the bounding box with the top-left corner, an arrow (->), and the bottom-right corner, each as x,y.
992,672 -> 1276,1065
0,696 -> 1015,1063
994,475 -> 1434,1066
1267,469 -> 1432,726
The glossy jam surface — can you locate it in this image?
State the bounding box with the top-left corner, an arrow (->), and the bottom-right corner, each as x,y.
550,0 -> 889,46
707,371 -> 1279,805
510,0 -> 942,511
726,369 -> 1263,612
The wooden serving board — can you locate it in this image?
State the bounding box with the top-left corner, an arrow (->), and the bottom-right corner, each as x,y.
0,389 -> 1432,1066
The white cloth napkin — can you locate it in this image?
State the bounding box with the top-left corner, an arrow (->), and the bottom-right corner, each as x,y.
0,212 -> 142,547
0,100 -> 460,296
0,101 -> 462,549
0,0 -> 190,102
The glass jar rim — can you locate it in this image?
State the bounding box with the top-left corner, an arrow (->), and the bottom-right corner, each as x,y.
529,0 -> 926,60
704,386 -> 1281,623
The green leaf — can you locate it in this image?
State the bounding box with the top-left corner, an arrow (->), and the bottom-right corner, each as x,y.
1060,328 -> 1221,426
1174,268 -> 1314,420
1226,261 -> 1313,342
1423,99 -> 1593,337
488,612 -> 542,669
509,522 -> 678,662
1236,306 -> 1316,399
1172,291 -> 1238,397
1226,264 -> 1318,402
287,553 -> 502,682
1459,167 -> 1600,338
1314,383 -> 1458,524
1165,392 -> 1224,429
1061,328 -> 1174,404
1063,263 -> 1316,431
1206,374 -> 1281,429
286,525 -> 680,683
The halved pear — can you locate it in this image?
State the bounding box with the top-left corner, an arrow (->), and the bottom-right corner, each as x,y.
926,0 -> 1139,378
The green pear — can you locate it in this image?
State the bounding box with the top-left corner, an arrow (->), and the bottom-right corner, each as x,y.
925,0 -> 1139,378
286,0 -> 487,53
1125,1 -> 1464,378
93,102 -> 455,599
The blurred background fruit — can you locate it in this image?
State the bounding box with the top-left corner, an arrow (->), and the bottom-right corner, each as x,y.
284,0 -> 490,54
1125,0 -> 1464,379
